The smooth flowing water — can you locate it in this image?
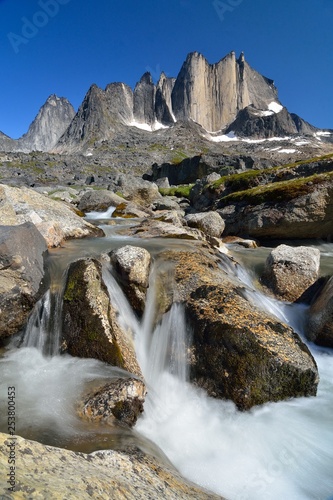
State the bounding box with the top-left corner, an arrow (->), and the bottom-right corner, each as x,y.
0,217 -> 332,499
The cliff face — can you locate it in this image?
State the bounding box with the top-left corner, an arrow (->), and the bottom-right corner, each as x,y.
0,50 -> 326,154
19,95 -> 75,151
171,51 -> 279,133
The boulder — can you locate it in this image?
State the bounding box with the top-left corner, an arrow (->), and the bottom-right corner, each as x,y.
77,189 -> 124,212
62,258 -> 142,377
117,175 -> 161,206
112,201 -> 149,219
79,377 -> 146,427
129,219 -> 203,240
185,211 -> 225,238
306,275 -> 333,347
0,222 -> 47,339
0,184 -> 102,247
164,247 -> 319,410
261,244 -> 320,302
151,197 -> 181,211
110,246 -> 151,316
217,178 -> 333,240
0,433 -> 221,499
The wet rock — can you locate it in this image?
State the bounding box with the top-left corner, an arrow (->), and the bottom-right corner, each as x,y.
77,189 -> 124,212
306,275 -> 333,347
79,377 -> 146,427
0,433 -> 221,499
110,246 -> 151,315
165,247 -> 319,410
185,211 -> 225,238
0,222 -> 47,339
112,201 -> 149,218
0,183 -> 102,247
152,210 -> 184,227
130,219 -> 203,240
222,236 -> 258,248
261,244 -> 320,302
62,258 -> 142,377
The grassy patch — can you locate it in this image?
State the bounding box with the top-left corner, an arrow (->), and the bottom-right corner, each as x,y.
159,184 -> 194,199
170,150 -> 188,165
219,171 -> 333,206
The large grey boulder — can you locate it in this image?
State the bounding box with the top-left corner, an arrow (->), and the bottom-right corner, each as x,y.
110,246 -> 151,316
164,246 -> 319,410
185,211 -> 225,239
261,244 -> 321,302
306,276 -> 333,347
0,222 -> 47,339
77,189 -> 124,212
0,433 -> 221,499
0,184 -> 102,247
117,175 -> 161,206
62,258 -> 142,378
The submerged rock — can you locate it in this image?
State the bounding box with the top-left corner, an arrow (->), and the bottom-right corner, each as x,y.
110,245 -> 151,316
0,433 -> 221,499
306,275 -> 333,347
79,377 -> 146,427
165,247 -> 319,410
0,222 -> 47,339
62,258 -> 142,378
261,244 -> 321,302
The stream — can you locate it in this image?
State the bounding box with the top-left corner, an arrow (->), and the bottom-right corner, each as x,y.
0,214 -> 333,500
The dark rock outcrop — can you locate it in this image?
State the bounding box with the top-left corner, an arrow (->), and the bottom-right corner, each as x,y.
306,276 -> 333,347
0,222 -> 46,339
133,72 -> 156,126
261,244 -> 321,302
62,258 -> 142,377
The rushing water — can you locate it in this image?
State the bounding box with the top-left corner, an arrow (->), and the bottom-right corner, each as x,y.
0,218 -> 333,499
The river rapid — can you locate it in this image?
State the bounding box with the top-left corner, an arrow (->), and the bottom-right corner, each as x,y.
0,214 -> 332,500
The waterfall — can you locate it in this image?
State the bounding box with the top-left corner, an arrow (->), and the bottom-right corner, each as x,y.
0,235 -> 333,499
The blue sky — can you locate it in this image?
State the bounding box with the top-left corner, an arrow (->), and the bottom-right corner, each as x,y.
1,0 -> 332,138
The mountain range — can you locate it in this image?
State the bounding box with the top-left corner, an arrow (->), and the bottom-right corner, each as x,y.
0,51 -> 332,156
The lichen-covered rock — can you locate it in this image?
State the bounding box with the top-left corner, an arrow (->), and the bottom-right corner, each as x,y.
112,201 -> 149,218
185,211 -> 225,238
62,258 -> 142,377
261,244 -> 320,302
165,247 -> 319,410
110,246 -> 151,315
0,222 -> 47,339
0,183 -> 102,247
306,275 -> 333,347
0,433 -> 221,499
79,377 -> 146,427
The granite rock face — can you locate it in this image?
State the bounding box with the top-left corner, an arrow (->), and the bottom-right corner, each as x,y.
155,72 -> 176,125
261,244 -> 321,302
133,72 -> 156,126
171,51 -> 279,133
0,433 -> 221,499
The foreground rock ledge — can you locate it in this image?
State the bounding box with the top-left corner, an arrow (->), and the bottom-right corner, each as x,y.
0,433 -> 221,499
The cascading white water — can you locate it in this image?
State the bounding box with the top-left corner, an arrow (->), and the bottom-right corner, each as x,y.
0,232 -> 333,499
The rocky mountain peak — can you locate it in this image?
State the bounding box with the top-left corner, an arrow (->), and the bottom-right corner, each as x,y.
17,94 -> 75,152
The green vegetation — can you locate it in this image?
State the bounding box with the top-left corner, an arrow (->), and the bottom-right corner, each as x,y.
170,150 -> 189,165
159,184 -> 194,199
219,171 -> 333,206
